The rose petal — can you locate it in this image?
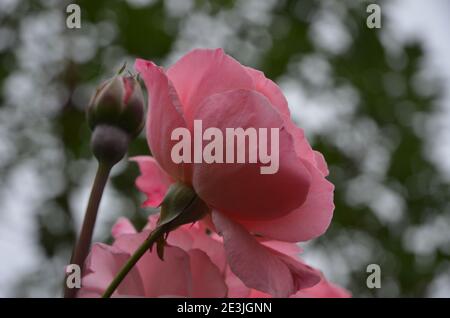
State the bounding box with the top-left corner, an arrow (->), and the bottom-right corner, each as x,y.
244,66 -> 290,116
113,231 -> 193,297
284,120 -> 329,176
163,221 -> 227,273
192,89 -> 311,221
190,227 -> 227,273
130,156 -> 173,208
261,241 -> 303,257
242,159 -> 334,242
188,249 -> 228,297
146,215 -> 228,289
248,277 -> 350,298
135,59 -> 190,182
313,150 -> 329,176
81,243 -> 145,297
165,226 -> 195,252
225,267 -> 251,298
167,48 -> 254,124
111,217 -> 136,239
212,211 -> 320,297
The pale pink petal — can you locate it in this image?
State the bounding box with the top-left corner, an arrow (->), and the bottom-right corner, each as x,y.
166,48 -> 254,124
80,243 -> 145,297
190,227 -> 227,273
313,150 -> 329,176
143,214 -> 159,231
244,66 -> 290,116
249,279 -> 351,298
165,225 -> 194,252
113,231 -> 193,297
225,267 -> 251,298
284,120 -> 315,162
139,245 -> 193,297
248,289 -> 271,298
135,59 -> 190,182
212,211 -> 321,297
163,222 -> 226,273
284,120 -> 329,176
111,217 -> 136,239
188,249 -> 228,297
192,89 -> 311,221
261,241 -> 303,257
241,159 -> 334,242
130,156 -> 173,208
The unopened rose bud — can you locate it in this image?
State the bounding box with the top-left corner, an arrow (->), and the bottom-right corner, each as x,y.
87,75 -> 145,165
88,75 -> 145,138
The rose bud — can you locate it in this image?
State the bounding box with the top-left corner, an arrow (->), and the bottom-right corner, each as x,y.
87,75 -> 145,165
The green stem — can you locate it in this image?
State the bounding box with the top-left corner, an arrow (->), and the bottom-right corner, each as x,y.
102,226 -> 166,298
64,162 -> 112,298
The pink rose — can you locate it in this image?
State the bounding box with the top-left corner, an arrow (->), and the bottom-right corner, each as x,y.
78,217 -> 228,297
78,217 -> 349,298
133,48 -> 335,297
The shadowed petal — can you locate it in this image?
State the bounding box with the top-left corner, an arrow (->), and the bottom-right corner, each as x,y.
241,159 -> 334,242
212,211 -> 320,297
135,59 -> 190,182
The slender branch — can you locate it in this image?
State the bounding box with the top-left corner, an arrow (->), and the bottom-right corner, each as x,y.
102,226 -> 166,298
64,162 -> 112,298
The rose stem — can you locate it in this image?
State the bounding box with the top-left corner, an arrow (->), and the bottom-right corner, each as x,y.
64,162 -> 112,298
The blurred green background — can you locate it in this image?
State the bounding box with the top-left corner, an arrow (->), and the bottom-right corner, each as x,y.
0,0 -> 449,297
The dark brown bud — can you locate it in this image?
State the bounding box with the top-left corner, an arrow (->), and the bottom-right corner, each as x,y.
87,75 -> 145,138
87,74 -> 145,165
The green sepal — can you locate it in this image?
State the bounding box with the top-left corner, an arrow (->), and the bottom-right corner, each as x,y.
146,182 -> 210,260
